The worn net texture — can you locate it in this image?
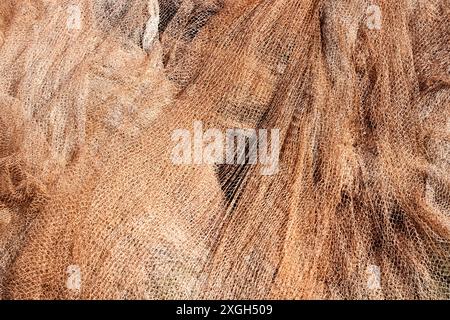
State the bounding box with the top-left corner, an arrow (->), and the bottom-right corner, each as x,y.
0,0 -> 449,299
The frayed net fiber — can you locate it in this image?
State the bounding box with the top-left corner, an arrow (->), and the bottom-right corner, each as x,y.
0,0 -> 449,299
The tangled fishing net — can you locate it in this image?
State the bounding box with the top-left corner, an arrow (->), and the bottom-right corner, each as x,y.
0,0 -> 449,299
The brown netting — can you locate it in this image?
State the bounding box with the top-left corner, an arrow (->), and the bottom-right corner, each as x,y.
0,0 -> 449,299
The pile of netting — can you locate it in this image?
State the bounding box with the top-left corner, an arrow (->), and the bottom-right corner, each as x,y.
0,0 -> 449,299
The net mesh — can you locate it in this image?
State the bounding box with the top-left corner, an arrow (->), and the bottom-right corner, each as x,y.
0,0 -> 449,299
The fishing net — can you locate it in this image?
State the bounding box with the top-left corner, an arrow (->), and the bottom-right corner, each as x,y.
0,0 -> 449,299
